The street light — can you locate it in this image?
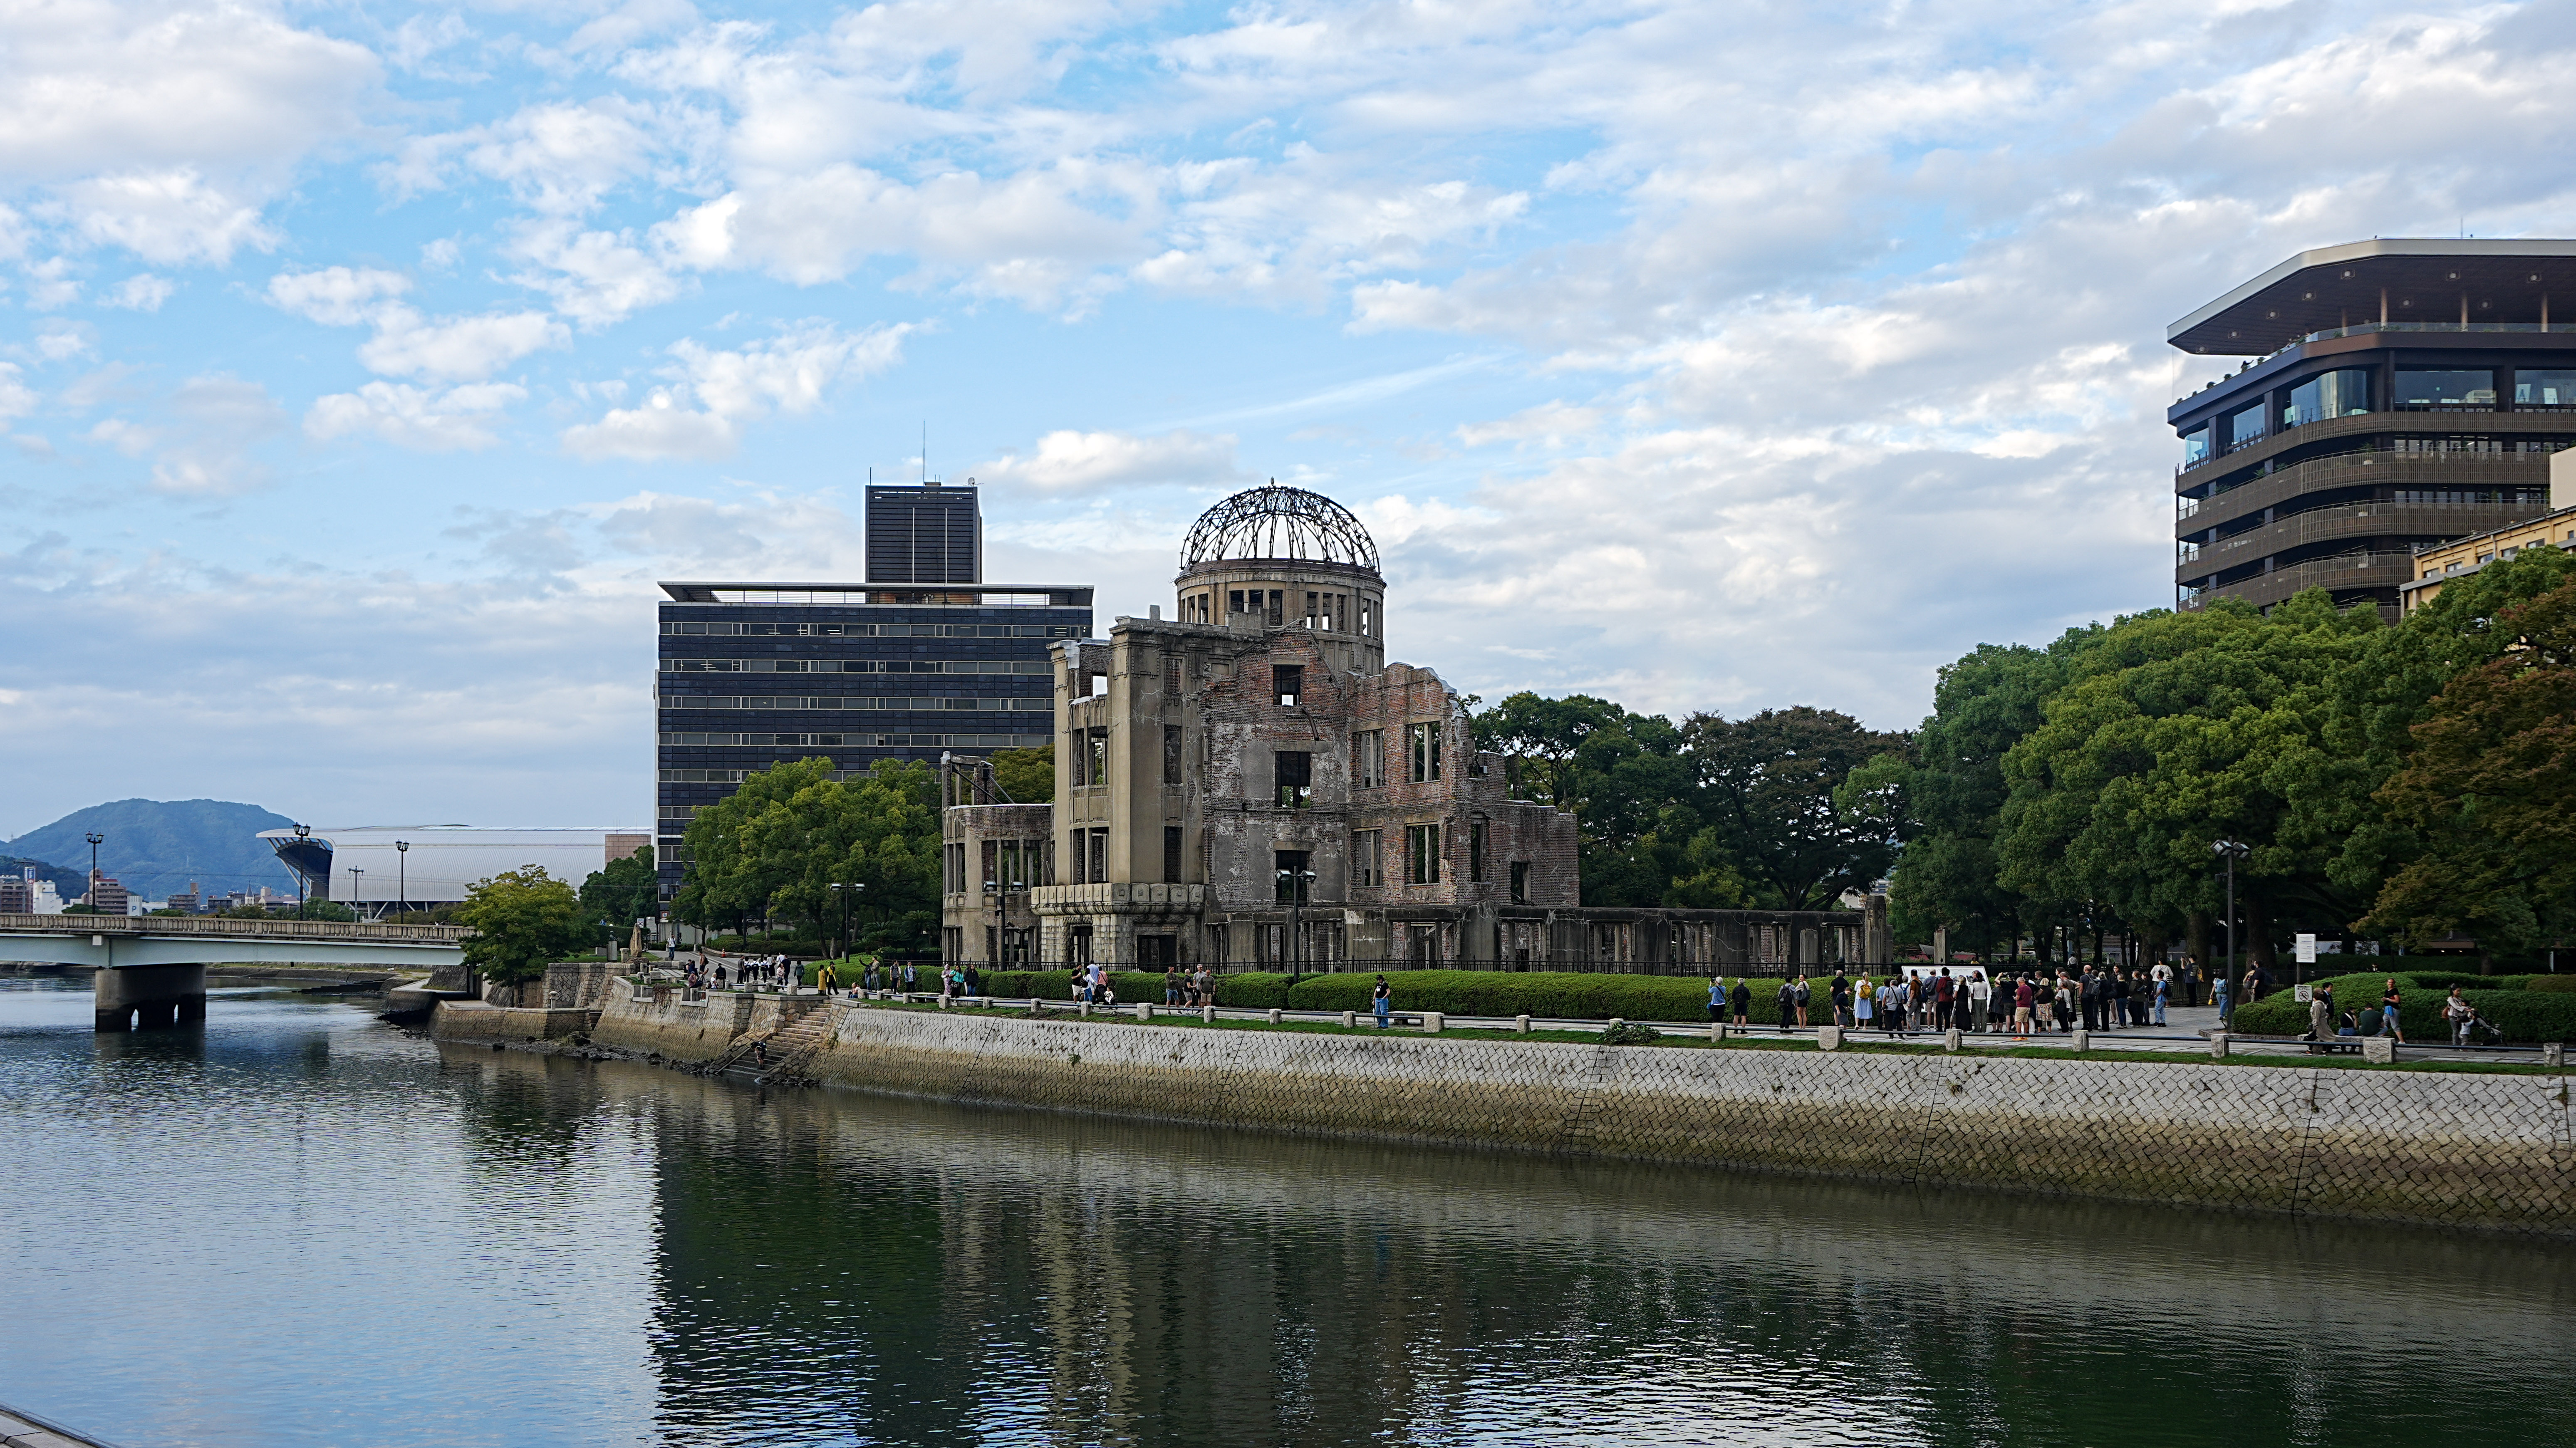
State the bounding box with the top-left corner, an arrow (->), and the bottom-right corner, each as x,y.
85,832 -> 103,913
2213,839 -> 2250,1002
1277,864 -> 1318,988
292,823 -> 312,912
349,868 -> 363,919
394,841 -> 409,919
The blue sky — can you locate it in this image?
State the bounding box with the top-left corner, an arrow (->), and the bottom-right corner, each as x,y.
8,0 -> 2576,837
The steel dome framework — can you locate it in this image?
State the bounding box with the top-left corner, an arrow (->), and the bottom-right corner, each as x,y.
1180,483 -> 1380,572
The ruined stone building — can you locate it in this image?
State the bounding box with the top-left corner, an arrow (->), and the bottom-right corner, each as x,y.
939,485 -> 1874,973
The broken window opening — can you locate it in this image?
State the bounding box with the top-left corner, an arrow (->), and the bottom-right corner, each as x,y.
1165,825 -> 1184,884
1163,723 -> 1183,786
1354,730 -> 1385,789
1352,829 -> 1380,889
1510,859 -> 1530,905
1274,849 -> 1313,904
1275,665 -> 1303,708
1409,721 -> 1442,783
1405,822 -> 1441,885
1469,818 -> 1489,883
1273,750 -> 1312,809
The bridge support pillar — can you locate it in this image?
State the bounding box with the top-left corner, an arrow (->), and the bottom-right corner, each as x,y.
95,963 -> 207,1033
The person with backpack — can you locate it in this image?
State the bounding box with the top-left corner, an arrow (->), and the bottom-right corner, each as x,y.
1729,978 -> 1751,1029
1793,976 -> 1813,1028
1775,978 -> 1797,1034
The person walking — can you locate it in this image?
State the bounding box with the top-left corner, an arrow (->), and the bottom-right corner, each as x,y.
2381,978 -> 2406,1044
1832,973 -> 1854,1029
2012,975 -> 2035,1039
1729,977 -> 1751,1029
1793,975 -> 1813,1029
1707,976 -> 1724,1027
1854,977 -> 1875,1033
1372,975 -> 1392,1029
2307,980 -> 2334,1042
2213,970 -> 2232,1029
2152,972 -> 2169,1027
2443,985 -> 2475,1047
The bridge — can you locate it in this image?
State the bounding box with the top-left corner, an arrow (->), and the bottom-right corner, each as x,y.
0,913 -> 469,1031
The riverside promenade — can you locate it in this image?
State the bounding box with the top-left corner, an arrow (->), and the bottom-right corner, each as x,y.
557,984 -> 2576,1237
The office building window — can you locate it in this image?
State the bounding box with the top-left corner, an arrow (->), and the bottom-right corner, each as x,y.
2516,369 -> 2576,406
1275,849 -> 1312,904
2226,402 -> 2264,449
2180,424 -> 2209,467
1354,730 -> 1384,788
1274,750 -> 1311,809
1510,860 -> 1529,905
1164,724 -> 1183,786
1275,665 -> 1303,707
2282,368 -> 2372,427
1165,826 -> 1184,884
1353,830 -> 1380,888
1469,819 -> 1489,882
2396,369 -> 2496,406
1406,823 -> 1441,885
1409,722 -> 1442,783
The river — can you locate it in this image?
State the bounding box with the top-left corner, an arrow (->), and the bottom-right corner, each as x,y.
2,979 -> 2570,1447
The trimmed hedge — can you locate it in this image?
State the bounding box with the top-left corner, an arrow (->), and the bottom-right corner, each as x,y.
2229,971 -> 2576,1043
1279,970 -> 1817,1025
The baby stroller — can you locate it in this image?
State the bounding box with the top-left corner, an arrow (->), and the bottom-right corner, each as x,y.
2455,1010 -> 2506,1047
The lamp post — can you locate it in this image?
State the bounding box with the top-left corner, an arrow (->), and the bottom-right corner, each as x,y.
349,868 -> 363,920
292,823 -> 312,912
1278,865 -> 1317,988
394,840 -> 408,919
85,832 -> 103,912
2213,839 -> 2250,1000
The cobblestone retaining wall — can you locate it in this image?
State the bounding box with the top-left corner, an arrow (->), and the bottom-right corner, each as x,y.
799,1007 -> 2574,1234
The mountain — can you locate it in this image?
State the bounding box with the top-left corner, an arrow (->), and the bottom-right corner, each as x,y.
5,799 -> 300,902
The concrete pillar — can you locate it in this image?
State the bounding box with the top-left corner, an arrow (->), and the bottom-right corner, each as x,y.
1944,1027 -> 1962,1052
2544,1042 -> 2565,1069
1864,894 -> 1890,965
1816,1024 -> 1842,1051
2363,1035 -> 2395,1064
94,963 -> 207,1033
1267,1008 -> 1283,1025
2071,1029 -> 2090,1053
2209,1031 -> 2230,1060
1797,928 -> 1818,967
1517,1015 -> 1531,1035
1422,1011 -> 1444,1034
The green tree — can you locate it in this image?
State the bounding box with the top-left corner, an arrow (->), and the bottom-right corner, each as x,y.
458,867 -> 590,1001
293,899 -> 358,922
990,743 -> 1054,803
1474,693 -> 1708,906
1684,706 -> 1909,911
2361,574 -> 2576,964
1860,637 -> 2092,956
579,845 -> 658,944
673,757 -> 942,955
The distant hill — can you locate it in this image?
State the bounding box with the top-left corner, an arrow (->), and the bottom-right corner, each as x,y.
0,855 -> 86,896
5,799 -> 299,901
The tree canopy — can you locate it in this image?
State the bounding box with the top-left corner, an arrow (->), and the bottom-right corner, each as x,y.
673,757 -> 941,954
458,867 -> 590,986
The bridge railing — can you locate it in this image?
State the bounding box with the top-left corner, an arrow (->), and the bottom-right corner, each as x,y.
0,912 -> 470,943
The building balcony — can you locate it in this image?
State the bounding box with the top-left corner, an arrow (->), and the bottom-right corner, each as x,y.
2181,450 -> 2551,534
1029,883 -> 1208,916
2179,502 -> 2537,583
2182,552 -> 2417,613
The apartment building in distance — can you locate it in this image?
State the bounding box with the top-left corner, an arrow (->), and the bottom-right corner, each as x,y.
2169,239 -> 2576,617
654,479 -> 1094,904
938,485 -> 1878,973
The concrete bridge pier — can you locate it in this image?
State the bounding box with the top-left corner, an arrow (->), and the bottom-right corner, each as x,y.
96,963 -> 208,1032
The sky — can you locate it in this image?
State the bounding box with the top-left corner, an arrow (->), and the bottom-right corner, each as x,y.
7,0 -> 2576,839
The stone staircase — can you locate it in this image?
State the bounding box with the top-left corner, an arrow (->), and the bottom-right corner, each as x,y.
709,998 -> 838,1087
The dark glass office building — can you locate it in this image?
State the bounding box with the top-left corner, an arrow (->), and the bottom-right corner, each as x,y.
654,481 -> 1091,904
2169,239 -> 2576,616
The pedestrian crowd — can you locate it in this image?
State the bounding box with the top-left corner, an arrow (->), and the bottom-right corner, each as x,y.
1707,958 -> 2206,1040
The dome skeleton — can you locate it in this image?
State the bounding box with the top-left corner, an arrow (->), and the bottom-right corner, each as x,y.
1181,483 -> 1380,572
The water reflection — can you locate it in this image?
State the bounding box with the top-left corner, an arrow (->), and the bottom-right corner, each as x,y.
2,984 -> 2571,1448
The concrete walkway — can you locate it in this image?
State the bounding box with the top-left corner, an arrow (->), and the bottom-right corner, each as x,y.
860,991 -> 2548,1066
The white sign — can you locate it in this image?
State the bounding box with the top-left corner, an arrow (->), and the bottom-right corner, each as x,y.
2295,933 -> 2318,964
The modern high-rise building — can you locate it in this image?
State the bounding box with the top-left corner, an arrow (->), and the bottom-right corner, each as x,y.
865,480 -> 982,583
2168,239 -> 2576,616
654,480 -> 1092,905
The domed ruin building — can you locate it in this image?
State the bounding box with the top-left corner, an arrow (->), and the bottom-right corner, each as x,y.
938,484 -> 1878,973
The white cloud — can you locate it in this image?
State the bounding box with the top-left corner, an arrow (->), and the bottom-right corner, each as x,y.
978,428 -> 1244,495
562,321 -> 913,461
507,220 -> 684,327
305,381 -> 527,452
0,364 -> 37,422
105,273 -> 175,311
142,373 -> 287,498
357,308 -> 567,382
266,266 -> 410,327
57,168 -> 279,265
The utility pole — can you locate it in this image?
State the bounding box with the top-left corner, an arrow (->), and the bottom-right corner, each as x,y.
292,823 -> 312,913
85,832 -> 103,912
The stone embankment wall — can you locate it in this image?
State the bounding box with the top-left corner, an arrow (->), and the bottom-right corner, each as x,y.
582,991 -> 2574,1233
